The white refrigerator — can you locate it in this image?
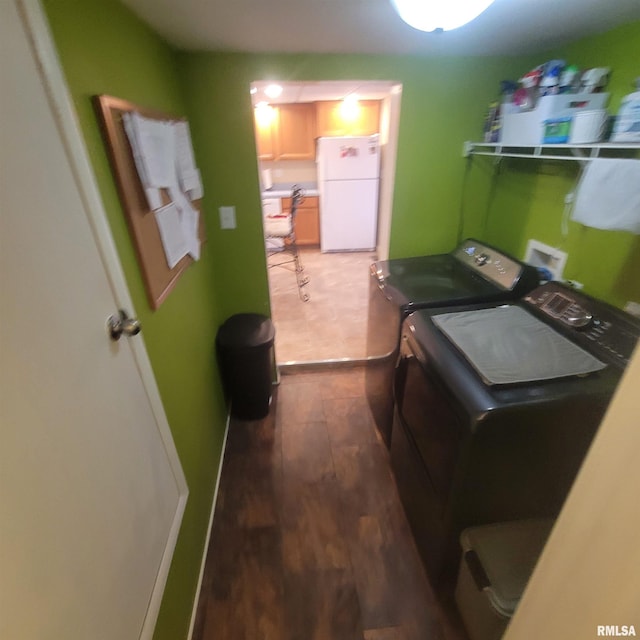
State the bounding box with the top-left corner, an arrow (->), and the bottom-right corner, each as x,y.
317,135 -> 380,252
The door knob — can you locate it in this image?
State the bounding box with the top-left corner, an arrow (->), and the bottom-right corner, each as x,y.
107,309 -> 141,341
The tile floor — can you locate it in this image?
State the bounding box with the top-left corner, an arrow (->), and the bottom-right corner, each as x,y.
267,248 -> 376,363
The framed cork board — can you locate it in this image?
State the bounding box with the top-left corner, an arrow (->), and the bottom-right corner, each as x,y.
94,94 -> 205,310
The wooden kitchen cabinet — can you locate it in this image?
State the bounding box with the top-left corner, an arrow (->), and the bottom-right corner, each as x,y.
255,103 -> 316,161
254,105 -> 277,160
274,103 -> 316,160
255,125 -> 276,160
282,195 -> 320,245
315,100 -> 381,137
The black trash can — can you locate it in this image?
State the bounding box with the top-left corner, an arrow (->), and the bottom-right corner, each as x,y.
216,313 -> 275,420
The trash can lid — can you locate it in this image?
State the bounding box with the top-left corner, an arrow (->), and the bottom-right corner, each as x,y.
217,313 -> 275,349
460,518 -> 553,617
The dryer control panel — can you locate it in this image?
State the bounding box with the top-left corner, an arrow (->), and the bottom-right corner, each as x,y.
524,282 -> 640,368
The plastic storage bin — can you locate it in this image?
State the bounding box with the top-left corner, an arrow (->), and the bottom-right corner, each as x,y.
501,93 -> 609,145
454,519 -> 553,640
216,313 -> 275,420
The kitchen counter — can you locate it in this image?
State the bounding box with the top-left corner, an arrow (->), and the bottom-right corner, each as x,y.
261,182 -> 319,198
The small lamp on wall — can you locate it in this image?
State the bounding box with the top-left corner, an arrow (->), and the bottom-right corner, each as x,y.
254,102 -> 276,129
340,94 -> 360,122
390,0 -> 496,32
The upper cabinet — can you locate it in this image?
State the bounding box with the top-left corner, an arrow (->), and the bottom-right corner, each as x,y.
254,103 -> 316,161
254,104 -> 277,160
254,100 -> 382,161
255,109 -> 277,160
276,104 -> 316,160
315,100 -> 381,137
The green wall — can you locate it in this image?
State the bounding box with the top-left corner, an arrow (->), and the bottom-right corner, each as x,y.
177,51 -> 539,314
181,24 -> 640,312
42,1 -> 228,638
472,21 -> 640,307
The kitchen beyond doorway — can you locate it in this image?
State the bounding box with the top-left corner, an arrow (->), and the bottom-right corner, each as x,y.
268,248 -> 375,364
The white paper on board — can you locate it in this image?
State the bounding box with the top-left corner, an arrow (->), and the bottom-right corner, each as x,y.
169,186 -> 200,261
124,112 -> 176,188
186,169 -> 204,201
154,202 -> 188,269
145,187 -> 164,211
174,121 -> 203,199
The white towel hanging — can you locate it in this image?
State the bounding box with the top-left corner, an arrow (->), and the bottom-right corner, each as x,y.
571,159 -> 640,234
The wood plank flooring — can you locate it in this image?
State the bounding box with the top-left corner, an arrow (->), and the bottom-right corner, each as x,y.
193,366 -> 468,640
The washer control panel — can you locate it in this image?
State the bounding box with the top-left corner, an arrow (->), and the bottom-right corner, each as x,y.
525,282 -> 640,367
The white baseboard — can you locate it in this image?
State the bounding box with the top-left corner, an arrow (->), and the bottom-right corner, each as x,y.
187,410 -> 231,639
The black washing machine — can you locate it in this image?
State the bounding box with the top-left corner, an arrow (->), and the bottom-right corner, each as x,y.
391,281 -> 640,587
366,239 -> 539,446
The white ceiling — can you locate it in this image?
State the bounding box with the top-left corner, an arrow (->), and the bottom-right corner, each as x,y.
121,0 -> 640,57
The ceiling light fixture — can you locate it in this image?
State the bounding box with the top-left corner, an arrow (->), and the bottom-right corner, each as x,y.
390,0 -> 496,32
264,84 -> 283,99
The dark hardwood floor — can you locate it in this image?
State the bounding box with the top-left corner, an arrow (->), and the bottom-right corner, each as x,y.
193,366 -> 468,640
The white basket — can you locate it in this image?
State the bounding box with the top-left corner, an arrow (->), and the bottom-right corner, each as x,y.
500,93 -> 609,146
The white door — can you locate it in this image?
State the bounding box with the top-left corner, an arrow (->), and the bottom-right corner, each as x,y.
320,179 -> 379,251
0,3 -> 187,640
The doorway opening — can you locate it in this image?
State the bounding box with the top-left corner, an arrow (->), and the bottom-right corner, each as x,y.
250,80 -> 403,366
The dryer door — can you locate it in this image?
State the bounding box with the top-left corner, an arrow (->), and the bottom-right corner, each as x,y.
390,331 -> 465,583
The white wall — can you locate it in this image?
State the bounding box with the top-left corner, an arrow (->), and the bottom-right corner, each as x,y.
260,159 -> 317,187
376,84 -> 402,261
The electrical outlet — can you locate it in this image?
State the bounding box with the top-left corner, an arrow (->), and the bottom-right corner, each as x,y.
219,206 -> 236,229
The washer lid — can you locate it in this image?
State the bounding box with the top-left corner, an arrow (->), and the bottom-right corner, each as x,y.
373,254 -> 499,307
432,305 -> 606,385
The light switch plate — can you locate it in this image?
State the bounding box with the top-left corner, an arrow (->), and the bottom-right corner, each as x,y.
219,206 -> 236,229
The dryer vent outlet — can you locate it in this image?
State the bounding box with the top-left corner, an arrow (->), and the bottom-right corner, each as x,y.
524,239 -> 568,281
